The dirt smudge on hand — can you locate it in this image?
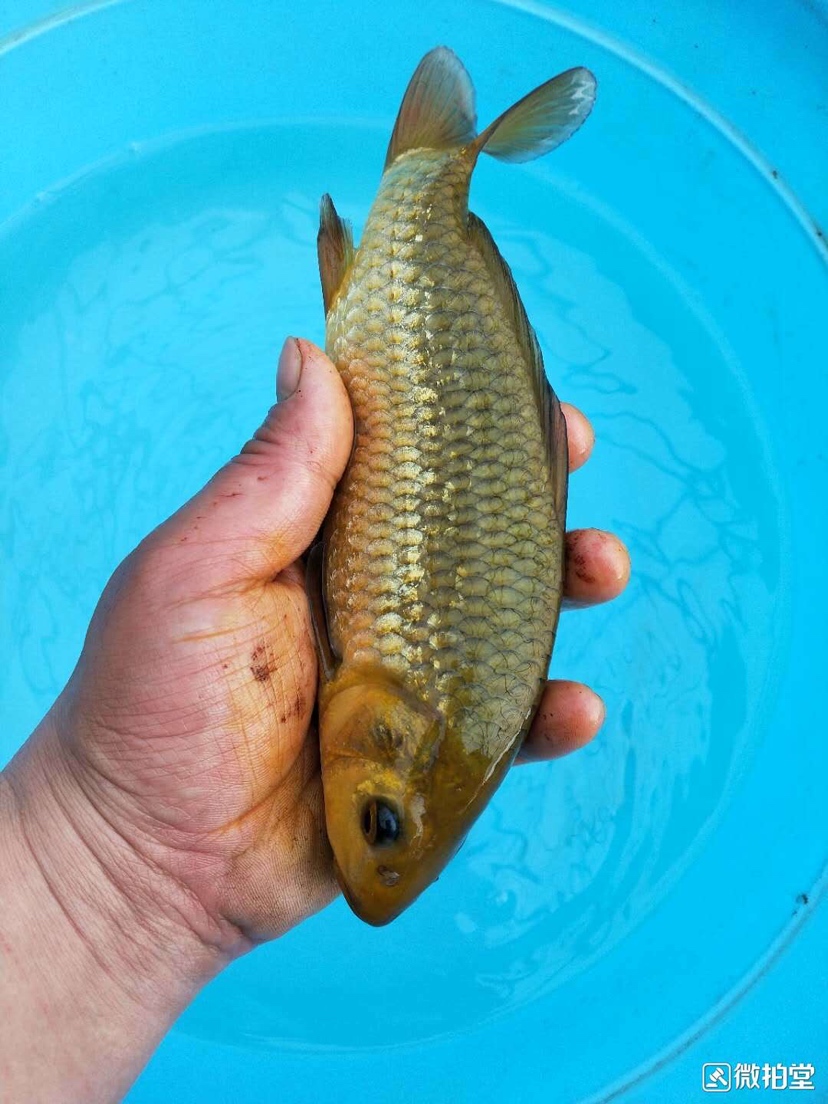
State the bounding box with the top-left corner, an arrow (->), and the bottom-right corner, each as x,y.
250,643 -> 273,683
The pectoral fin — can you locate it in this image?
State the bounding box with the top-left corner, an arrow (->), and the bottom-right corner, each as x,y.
317,194 -> 354,315
305,541 -> 339,683
467,212 -> 568,522
475,67 -> 596,164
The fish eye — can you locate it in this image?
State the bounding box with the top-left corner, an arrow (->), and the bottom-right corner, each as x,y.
361,799 -> 401,846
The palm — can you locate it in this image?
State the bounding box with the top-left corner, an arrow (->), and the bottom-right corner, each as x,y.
63,546 -> 336,941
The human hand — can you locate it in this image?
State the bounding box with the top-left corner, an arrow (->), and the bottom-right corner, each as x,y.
7,337 -> 630,950
0,336 -> 629,1102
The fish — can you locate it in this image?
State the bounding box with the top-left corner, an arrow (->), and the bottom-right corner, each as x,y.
308,47 -> 596,925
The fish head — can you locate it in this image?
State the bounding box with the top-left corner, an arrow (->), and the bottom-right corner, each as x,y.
319,675 -> 458,926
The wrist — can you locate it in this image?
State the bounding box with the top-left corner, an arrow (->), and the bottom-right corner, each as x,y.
0,714 -> 242,1103
2,711 -> 241,993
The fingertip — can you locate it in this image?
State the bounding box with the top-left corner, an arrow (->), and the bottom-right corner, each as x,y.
517,681 -> 606,763
269,336 -> 354,481
292,336 -> 331,377
561,403 -> 595,472
158,337 -> 355,586
563,528 -> 631,609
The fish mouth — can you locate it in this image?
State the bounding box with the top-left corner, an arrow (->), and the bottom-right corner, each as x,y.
334,859 -> 413,927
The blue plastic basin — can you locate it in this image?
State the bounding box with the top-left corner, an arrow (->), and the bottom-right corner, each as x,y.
1,2 -> 826,1100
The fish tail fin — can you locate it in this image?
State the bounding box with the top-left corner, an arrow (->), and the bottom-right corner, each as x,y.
385,46 -> 477,168
473,67 -> 596,164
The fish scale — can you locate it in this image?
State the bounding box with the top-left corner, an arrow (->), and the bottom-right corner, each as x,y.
324,150 -> 560,753
312,48 -> 595,924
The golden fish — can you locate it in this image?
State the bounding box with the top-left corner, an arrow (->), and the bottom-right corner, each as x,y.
308,47 -> 596,925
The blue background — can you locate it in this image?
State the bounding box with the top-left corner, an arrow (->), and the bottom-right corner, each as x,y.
1,1 -> 826,1100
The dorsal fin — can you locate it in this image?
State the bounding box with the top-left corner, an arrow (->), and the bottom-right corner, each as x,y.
385,47 -> 477,168
317,194 -> 354,315
474,67 -> 596,164
467,211 -> 568,521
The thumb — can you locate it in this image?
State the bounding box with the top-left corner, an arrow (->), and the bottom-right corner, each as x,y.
157,338 -> 353,586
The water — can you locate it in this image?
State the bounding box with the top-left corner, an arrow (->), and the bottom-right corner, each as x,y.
0,124 -> 785,1048
1,0 -> 827,1098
